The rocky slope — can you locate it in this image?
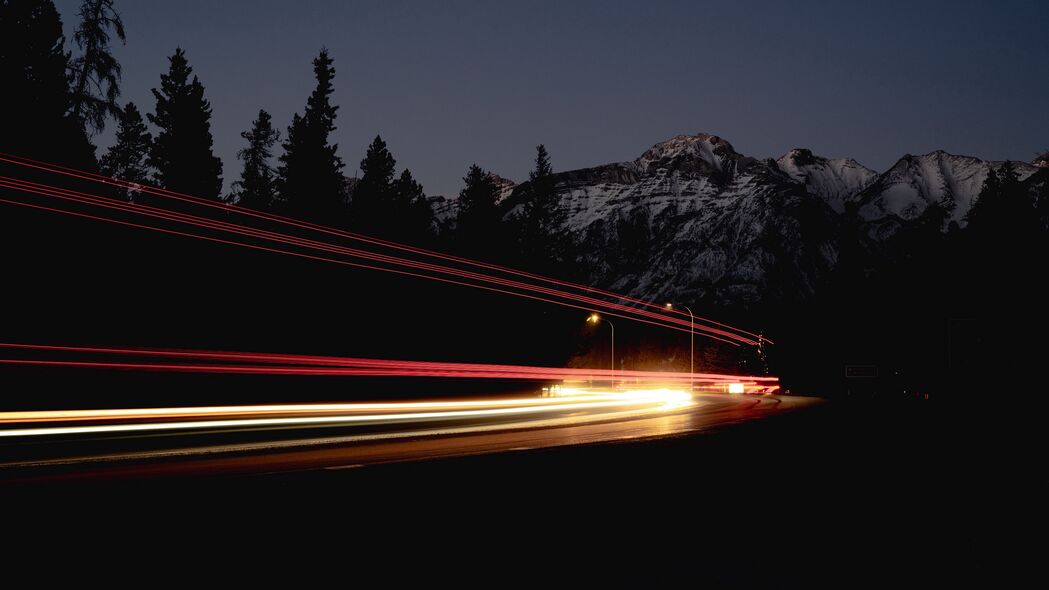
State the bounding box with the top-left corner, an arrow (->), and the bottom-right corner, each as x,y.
435,133 -> 1038,305
775,148 -> 877,214
852,151 -> 1036,239
506,134 -> 842,305
1034,151 -> 1049,169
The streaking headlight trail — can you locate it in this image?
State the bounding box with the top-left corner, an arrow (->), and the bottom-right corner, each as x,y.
0,388 -> 695,439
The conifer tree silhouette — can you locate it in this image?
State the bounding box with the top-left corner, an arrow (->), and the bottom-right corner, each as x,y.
68,0 -> 125,135
0,0 -> 96,168
147,47 -> 223,199
278,48 -> 345,220
100,102 -> 152,200
231,109 -> 280,210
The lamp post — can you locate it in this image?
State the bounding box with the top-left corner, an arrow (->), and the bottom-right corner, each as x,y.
587,313 -> 615,388
666,303 -> 694,391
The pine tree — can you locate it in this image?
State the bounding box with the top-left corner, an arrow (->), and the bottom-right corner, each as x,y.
966,162 -> 1034,240
520,144 -> 563,236
455,164 -> 502,256
517,144 -> 572,273
392,168 -> 435,244
393,168 -> 423,208
998,160 -> 1020,190
0,0 -> 95,168
965,167 -> 1001,231
997,161 -> 1039,239
278,48 -> 345,219
99,102 -> 151,200
349,135 -> 396,230
147,47 -> 222,199
68,0 -> 125,135
231,109 -> 280,210
1035,170 -> 1049,234
532,144 -> 553,181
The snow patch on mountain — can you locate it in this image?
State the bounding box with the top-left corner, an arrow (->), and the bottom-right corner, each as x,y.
489,173 -> 517,204
635,133 -> 755,181
427,132 -> 1037,305
775,148 -> 877,213
536,134 -> 840,305
1035,151 -> 1049,169
854,151 -> 1036,237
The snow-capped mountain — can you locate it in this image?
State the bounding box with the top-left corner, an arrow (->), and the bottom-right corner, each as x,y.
1035,151 -> 1049,169
852,151 -> 1036,240
432,132 -> 1035,305
775,148 -> 877,214
506,134 -> 841,305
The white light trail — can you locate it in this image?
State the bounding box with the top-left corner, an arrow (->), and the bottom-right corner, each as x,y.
0,389 -> 695,438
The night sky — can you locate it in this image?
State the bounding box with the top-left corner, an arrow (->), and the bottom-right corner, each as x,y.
54,0 -> 1049,196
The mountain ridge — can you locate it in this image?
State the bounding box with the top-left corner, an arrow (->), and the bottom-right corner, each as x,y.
433,133 -> 1041,305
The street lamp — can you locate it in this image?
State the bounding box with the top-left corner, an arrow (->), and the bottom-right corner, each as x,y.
666,303 -> 694,391
587,313 -> 615,388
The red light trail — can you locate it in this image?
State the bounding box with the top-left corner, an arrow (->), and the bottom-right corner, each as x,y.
0,173 -> 750,344
0,151 -> 771,345
0,156 -> 790,468
0,342 -> 778,390
0,184 -> 735,343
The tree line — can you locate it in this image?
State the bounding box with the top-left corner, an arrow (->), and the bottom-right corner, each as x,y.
1,0 -> 581,279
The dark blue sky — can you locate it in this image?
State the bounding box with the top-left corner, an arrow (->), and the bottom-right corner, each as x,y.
56,0 -> 1049,196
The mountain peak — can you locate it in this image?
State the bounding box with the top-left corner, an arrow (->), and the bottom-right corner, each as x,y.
493,133 -> 1039,306
856,150 -> 1038,233
1035,150 -> 1049,168
635,133 -> 744,177
781,148 -> 820,166
776,148 -> 877,213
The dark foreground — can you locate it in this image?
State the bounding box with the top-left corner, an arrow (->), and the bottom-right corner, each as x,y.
4,397 -> 992,587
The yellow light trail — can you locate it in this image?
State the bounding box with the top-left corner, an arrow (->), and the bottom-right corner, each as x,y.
0,394 -> 605,423
0,389 -> 694,438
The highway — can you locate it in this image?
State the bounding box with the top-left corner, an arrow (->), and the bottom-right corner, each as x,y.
0,390 -> 823,483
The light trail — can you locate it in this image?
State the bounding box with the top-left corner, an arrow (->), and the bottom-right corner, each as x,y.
0,396 -> 654,423
0,191 -> 735,342
0,152 -> 771,344
0,151 -> 767,342
0,394 -> 822,479
0,157 -> 791,474
0,357 -> 776,390
0,342 -> 779,388
0,388 -> 695,438
0,177 -> 747,344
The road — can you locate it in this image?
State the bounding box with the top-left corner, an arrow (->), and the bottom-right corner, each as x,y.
0,390 -> 824,483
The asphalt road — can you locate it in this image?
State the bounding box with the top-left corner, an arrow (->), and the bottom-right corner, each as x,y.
0,392 -> 823,483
